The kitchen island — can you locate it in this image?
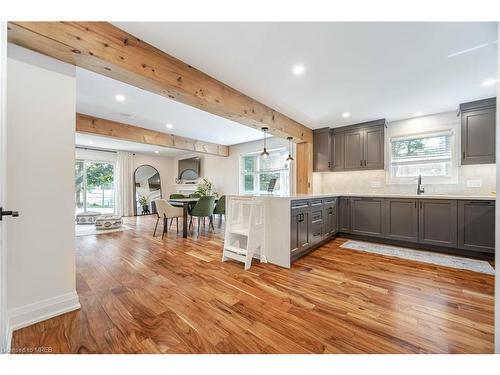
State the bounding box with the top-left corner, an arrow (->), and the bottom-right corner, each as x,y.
226,193 -> 496,268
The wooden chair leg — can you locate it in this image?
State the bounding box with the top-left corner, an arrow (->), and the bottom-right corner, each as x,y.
162,217 -> 167,240
189,216 -> 193,228
169,217 -> 174,229
209,215 -> 214,231
198,217 -> 201,232
153,216 -> 159,237
176,217 -> 179,233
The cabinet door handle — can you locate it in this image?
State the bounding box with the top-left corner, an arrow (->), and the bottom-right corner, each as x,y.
328,161 -> 331,169
462,151 -> 465,160
360,160 -> 363,166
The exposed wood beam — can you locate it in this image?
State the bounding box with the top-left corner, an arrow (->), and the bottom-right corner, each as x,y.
76,113 -> 229,157
8,22 -> 313,144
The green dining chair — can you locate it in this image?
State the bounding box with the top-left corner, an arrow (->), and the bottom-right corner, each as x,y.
189,196 -> 216,232
213,195 -> 226,226
189,193 -> 202,198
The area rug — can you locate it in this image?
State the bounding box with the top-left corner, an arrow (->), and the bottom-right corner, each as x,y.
75,224 -> 133,237
340,240 -> 494,275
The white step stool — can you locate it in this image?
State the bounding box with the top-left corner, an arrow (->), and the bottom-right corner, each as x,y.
222,197 -> 265,270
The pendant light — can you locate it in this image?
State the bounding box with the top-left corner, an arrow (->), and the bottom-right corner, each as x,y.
286,136 -> 294,162
260,127 -> 270,160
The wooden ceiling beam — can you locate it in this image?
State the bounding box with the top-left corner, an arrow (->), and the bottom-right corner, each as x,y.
76,113 -> 229,157
8,22 -> 313,143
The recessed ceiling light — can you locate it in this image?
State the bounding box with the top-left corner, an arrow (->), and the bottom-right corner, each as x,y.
219,137 -> 224,141
414,111 -> 423,117
481,78 -> 497,87
154,150 -> 159,154
166,123 -> 173,129
292,64 -> 305,76
342,112 -> 350,118
115,94 -> 126,102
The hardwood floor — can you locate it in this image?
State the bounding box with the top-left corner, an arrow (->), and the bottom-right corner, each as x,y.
11,215 -> 494,353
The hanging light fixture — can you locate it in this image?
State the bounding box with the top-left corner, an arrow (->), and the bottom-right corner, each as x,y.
260,127 -> 270,160
286,136 -> 294,162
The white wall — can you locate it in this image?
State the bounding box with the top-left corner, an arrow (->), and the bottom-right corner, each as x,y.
6,45 -> 79,332
171,136 -> 293,196
316,111 -> 496,196
132,153 -> 176,203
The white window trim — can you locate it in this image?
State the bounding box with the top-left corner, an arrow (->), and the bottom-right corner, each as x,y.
239,147 -> 291,195
386,128 -> 459,185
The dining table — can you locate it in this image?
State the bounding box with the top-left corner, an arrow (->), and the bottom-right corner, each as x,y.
167,197 -> 218,238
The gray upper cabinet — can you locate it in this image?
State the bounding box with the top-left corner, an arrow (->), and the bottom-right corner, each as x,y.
364,125 -> 384,169
350,197 -> 385,237
332,119 -> 385,171
460,97 -> 496,165
385,199 -> 418,243
344,129 -> 364,169
313,128 -> 331,172
418,199 -> 457,248
458,200 -> 495,253
331,132 -> 345,171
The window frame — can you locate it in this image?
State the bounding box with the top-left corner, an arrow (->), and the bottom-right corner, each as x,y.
386,128 -> 458,185
239,148 -> 291,195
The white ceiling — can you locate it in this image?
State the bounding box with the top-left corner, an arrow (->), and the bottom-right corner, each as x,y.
76,68 -> 264,145
114,22 -> 498,128
75,133 -> 189,157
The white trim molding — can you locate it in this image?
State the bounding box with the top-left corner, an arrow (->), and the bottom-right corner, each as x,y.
7,291 -> 80,335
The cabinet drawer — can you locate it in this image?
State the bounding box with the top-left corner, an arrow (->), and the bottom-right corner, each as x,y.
311,209 -> 323,224
291,200 -> 309,209
311,199 -> 324,207
310,222 -> 323,244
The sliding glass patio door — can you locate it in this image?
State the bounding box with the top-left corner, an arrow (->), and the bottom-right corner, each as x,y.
75,160 -> 115,214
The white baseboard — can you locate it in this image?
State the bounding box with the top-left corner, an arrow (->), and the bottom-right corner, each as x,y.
7,291 -> 80,335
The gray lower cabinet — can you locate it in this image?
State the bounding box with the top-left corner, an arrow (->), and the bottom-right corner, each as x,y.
313,128 -> 331,172
323,198 -> 337,237
290,203 -> 311,255
310,200 -> 324,245
418,199 -> 458,248
338,197 -> 351,233
460,97 -> 496,165
350,197 -> 385,237
385,199 -> 418,243
458,200 -> 495,253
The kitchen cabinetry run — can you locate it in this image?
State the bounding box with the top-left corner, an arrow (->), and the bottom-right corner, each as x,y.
460,97 -> 496,165
290,197 -> 338,260
313,127 -> 331,172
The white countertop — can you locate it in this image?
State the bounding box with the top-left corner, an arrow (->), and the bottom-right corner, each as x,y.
232,193 -> 496,201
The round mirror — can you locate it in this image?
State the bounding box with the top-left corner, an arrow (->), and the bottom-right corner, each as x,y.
134,165 -> 162,215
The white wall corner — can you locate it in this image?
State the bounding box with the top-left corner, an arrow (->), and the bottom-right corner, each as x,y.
7,291 -> 80,334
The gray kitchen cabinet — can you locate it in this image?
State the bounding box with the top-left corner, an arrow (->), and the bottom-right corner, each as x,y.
290,200 -> 311,255
313,128 -> 331,172
350,197 -> 385,237
323,198 -> 337,237
331,131 -> 345,171
458,200 -> 495,253
310,199 -> 324,244
338,197 -> 351,233
344,129 -> 365,169
385,198 -> 418,243
418,199 -> 457,248
460,97 -> 496,165
364,125 -> 384,169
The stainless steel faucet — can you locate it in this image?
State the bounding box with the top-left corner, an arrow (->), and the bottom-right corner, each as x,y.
417,174 -> 425,195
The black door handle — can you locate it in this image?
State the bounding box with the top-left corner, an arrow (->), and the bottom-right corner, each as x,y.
0,207 -> 19,221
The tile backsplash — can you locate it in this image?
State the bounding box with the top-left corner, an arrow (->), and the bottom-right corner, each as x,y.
314,164 -> 496,196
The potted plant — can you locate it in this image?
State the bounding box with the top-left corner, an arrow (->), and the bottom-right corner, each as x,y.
195,178 -> 218,197
138,195 -> 149,214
